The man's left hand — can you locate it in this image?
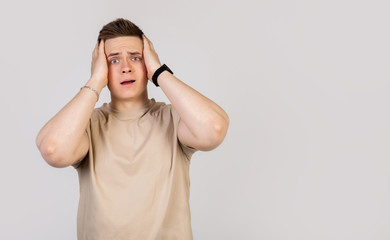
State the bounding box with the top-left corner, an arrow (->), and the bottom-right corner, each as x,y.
142,35 -> 162,81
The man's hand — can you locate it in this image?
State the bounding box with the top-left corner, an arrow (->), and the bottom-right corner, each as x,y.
90,40 -> 108,89
142,35 -> 162,81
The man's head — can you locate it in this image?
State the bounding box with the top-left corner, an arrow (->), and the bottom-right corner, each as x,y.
98,18 -> 144,43
98,18 -> 148,102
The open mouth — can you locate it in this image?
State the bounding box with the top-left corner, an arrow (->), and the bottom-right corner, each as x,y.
120,80 -> 136,85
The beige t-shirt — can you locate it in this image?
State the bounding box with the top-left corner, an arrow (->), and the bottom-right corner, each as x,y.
72,99 -> 197,240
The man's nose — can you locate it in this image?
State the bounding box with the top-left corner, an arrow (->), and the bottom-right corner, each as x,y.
121,61 -> 132,73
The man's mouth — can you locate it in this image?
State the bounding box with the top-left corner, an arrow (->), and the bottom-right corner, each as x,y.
120,80 -> 136,85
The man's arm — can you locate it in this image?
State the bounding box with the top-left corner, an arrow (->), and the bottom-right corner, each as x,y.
142,36 -> 229,151
36,41 -> 108,167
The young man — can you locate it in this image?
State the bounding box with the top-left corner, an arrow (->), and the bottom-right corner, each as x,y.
36,18 -> 229,239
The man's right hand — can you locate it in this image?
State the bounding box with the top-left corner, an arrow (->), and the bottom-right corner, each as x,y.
89,40 -> 108,90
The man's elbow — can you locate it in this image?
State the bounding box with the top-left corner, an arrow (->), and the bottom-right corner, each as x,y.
213,116 -> 229,143
37,140 -> 71,168
200,116 -> 229,151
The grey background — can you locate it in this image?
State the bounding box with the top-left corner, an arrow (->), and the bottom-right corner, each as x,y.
1,0 -> 389,239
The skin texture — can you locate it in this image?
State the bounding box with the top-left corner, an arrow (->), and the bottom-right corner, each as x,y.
105,36 -> 149,109
36,34 -> 229,168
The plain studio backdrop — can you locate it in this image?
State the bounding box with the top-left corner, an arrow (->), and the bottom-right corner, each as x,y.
1,0 -> 389,239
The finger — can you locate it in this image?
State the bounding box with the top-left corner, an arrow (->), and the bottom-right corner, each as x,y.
143,35 -> 153,48
142,35 -> 148,48
99,39 -> 104,50
93,41 -> 99,57
98,40 -> 105,56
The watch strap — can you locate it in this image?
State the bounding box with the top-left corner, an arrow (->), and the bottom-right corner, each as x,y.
152,64 -> 173,87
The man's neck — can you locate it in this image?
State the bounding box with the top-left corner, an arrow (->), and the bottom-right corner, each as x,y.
109,93 -> 150,112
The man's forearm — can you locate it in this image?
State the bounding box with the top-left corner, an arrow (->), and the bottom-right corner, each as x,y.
141,35 -> 228,150
158,71 -> 229,150
36,78 -> 103,167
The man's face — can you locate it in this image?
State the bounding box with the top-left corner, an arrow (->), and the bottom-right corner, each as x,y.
104,36 -> 148,101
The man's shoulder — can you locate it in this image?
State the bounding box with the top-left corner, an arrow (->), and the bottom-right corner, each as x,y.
90,103 -> 110,120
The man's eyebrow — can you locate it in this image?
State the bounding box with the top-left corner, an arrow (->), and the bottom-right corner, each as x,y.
107,51 -> 141,57
128,51 -> 141,56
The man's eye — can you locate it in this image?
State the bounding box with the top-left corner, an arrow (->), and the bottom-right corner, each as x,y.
110,59 -> 119,64
132,57 -> 140,61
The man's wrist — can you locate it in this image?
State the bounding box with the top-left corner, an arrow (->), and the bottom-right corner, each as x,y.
152,64 -> 173,87
86,77 -> 105,93
149,64 -> 162,78
80,86 -> 100,101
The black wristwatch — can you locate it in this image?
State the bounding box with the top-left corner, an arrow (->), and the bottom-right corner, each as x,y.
152,64 -> 173,87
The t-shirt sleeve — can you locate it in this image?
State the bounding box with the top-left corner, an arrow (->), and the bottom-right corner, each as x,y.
169,105 -> 198,159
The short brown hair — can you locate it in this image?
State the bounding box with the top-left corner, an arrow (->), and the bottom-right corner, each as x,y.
97,18 -> 144,42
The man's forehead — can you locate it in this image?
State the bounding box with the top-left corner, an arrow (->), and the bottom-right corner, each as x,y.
105,36 -> 143,54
